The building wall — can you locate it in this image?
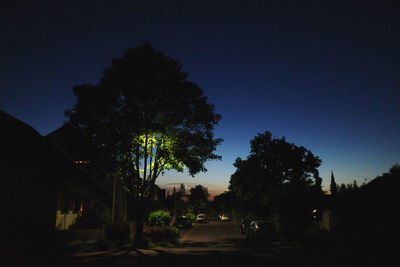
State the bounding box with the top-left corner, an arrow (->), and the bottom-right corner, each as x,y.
55,194 -> 87,230
55,210 -> 79,230
319,210 -> 332,231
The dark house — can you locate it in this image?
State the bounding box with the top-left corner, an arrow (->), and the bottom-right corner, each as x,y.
0,110 -> 107,238
46,124 -> 127,223
46,125 -> 170,224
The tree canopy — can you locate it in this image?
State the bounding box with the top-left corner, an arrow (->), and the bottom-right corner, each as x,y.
229,131 -> 323,238
229,131 -> 322,204
66,41 -> 222,199
65,42 -> 222,242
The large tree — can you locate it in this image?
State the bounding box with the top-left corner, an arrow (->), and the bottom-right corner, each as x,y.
66,42 -> 222,243
229,131 -> 322,202
229,131 -> 323,239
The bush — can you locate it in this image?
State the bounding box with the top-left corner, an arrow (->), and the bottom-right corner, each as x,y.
185,212 -> 196,223
144,225 -> 180,246
105,222 -> 130,245
148,210 -> 171,227
164,226 -> 180,242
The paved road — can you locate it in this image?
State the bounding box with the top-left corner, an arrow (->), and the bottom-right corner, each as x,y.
181,220 -> 243,243
70,220 -> 363,266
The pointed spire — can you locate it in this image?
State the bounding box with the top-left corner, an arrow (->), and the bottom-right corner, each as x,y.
172,187 -> 176,199
330,170 -> 338,196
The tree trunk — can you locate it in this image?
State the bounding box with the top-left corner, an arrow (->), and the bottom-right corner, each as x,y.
134,200 -> 146,247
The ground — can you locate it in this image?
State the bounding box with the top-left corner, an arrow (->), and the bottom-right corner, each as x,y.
67,219 -> 380,266
2,219 -> 390,266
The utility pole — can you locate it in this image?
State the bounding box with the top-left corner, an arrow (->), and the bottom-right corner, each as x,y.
172,187 -> 177,224
111,175 -> 117,223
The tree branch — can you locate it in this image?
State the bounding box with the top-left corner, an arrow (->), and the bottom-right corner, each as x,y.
143,132 -> 148,184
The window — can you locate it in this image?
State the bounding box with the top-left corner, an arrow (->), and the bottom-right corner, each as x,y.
60,195 -> 70,213
72,198 -> 85,213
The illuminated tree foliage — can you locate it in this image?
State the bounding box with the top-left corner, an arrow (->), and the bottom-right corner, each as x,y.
66,42 -> 222,243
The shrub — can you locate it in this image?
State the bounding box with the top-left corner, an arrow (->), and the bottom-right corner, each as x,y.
148,210 -> 171,227
185,212 -> 196,223
164,225 -> 180,242
144,226 -> 180,246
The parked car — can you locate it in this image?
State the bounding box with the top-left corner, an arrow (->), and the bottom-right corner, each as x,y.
196,213 -> 207,223
220,214 -> 230,221
173,216 -> 192,228
246,220 -> 274,240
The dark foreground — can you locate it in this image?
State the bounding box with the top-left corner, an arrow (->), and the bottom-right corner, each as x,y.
69,221 -> 394,266
2,221 -> 395,266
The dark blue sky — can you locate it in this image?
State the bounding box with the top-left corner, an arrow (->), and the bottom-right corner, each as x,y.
1,0 -> 399,194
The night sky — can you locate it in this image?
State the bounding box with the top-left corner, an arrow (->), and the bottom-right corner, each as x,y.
1,0 -> 399,195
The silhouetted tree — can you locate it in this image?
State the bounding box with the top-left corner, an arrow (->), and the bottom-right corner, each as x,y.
230,131 -> 322,201
229,131 -> 323,239
330,170 -> 338,196
177,183 -> 187,200
188,185 -> 210,214
175,184 -> 189,215
169,184 -> 189,218
211,191 -> 244,220
389,163 -> 400,175
331,163 -> 400,263
65,42 -> 222,245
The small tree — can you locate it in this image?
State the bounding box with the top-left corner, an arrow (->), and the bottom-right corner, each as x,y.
188,185 -> 210,214
175,184 -> 188,216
